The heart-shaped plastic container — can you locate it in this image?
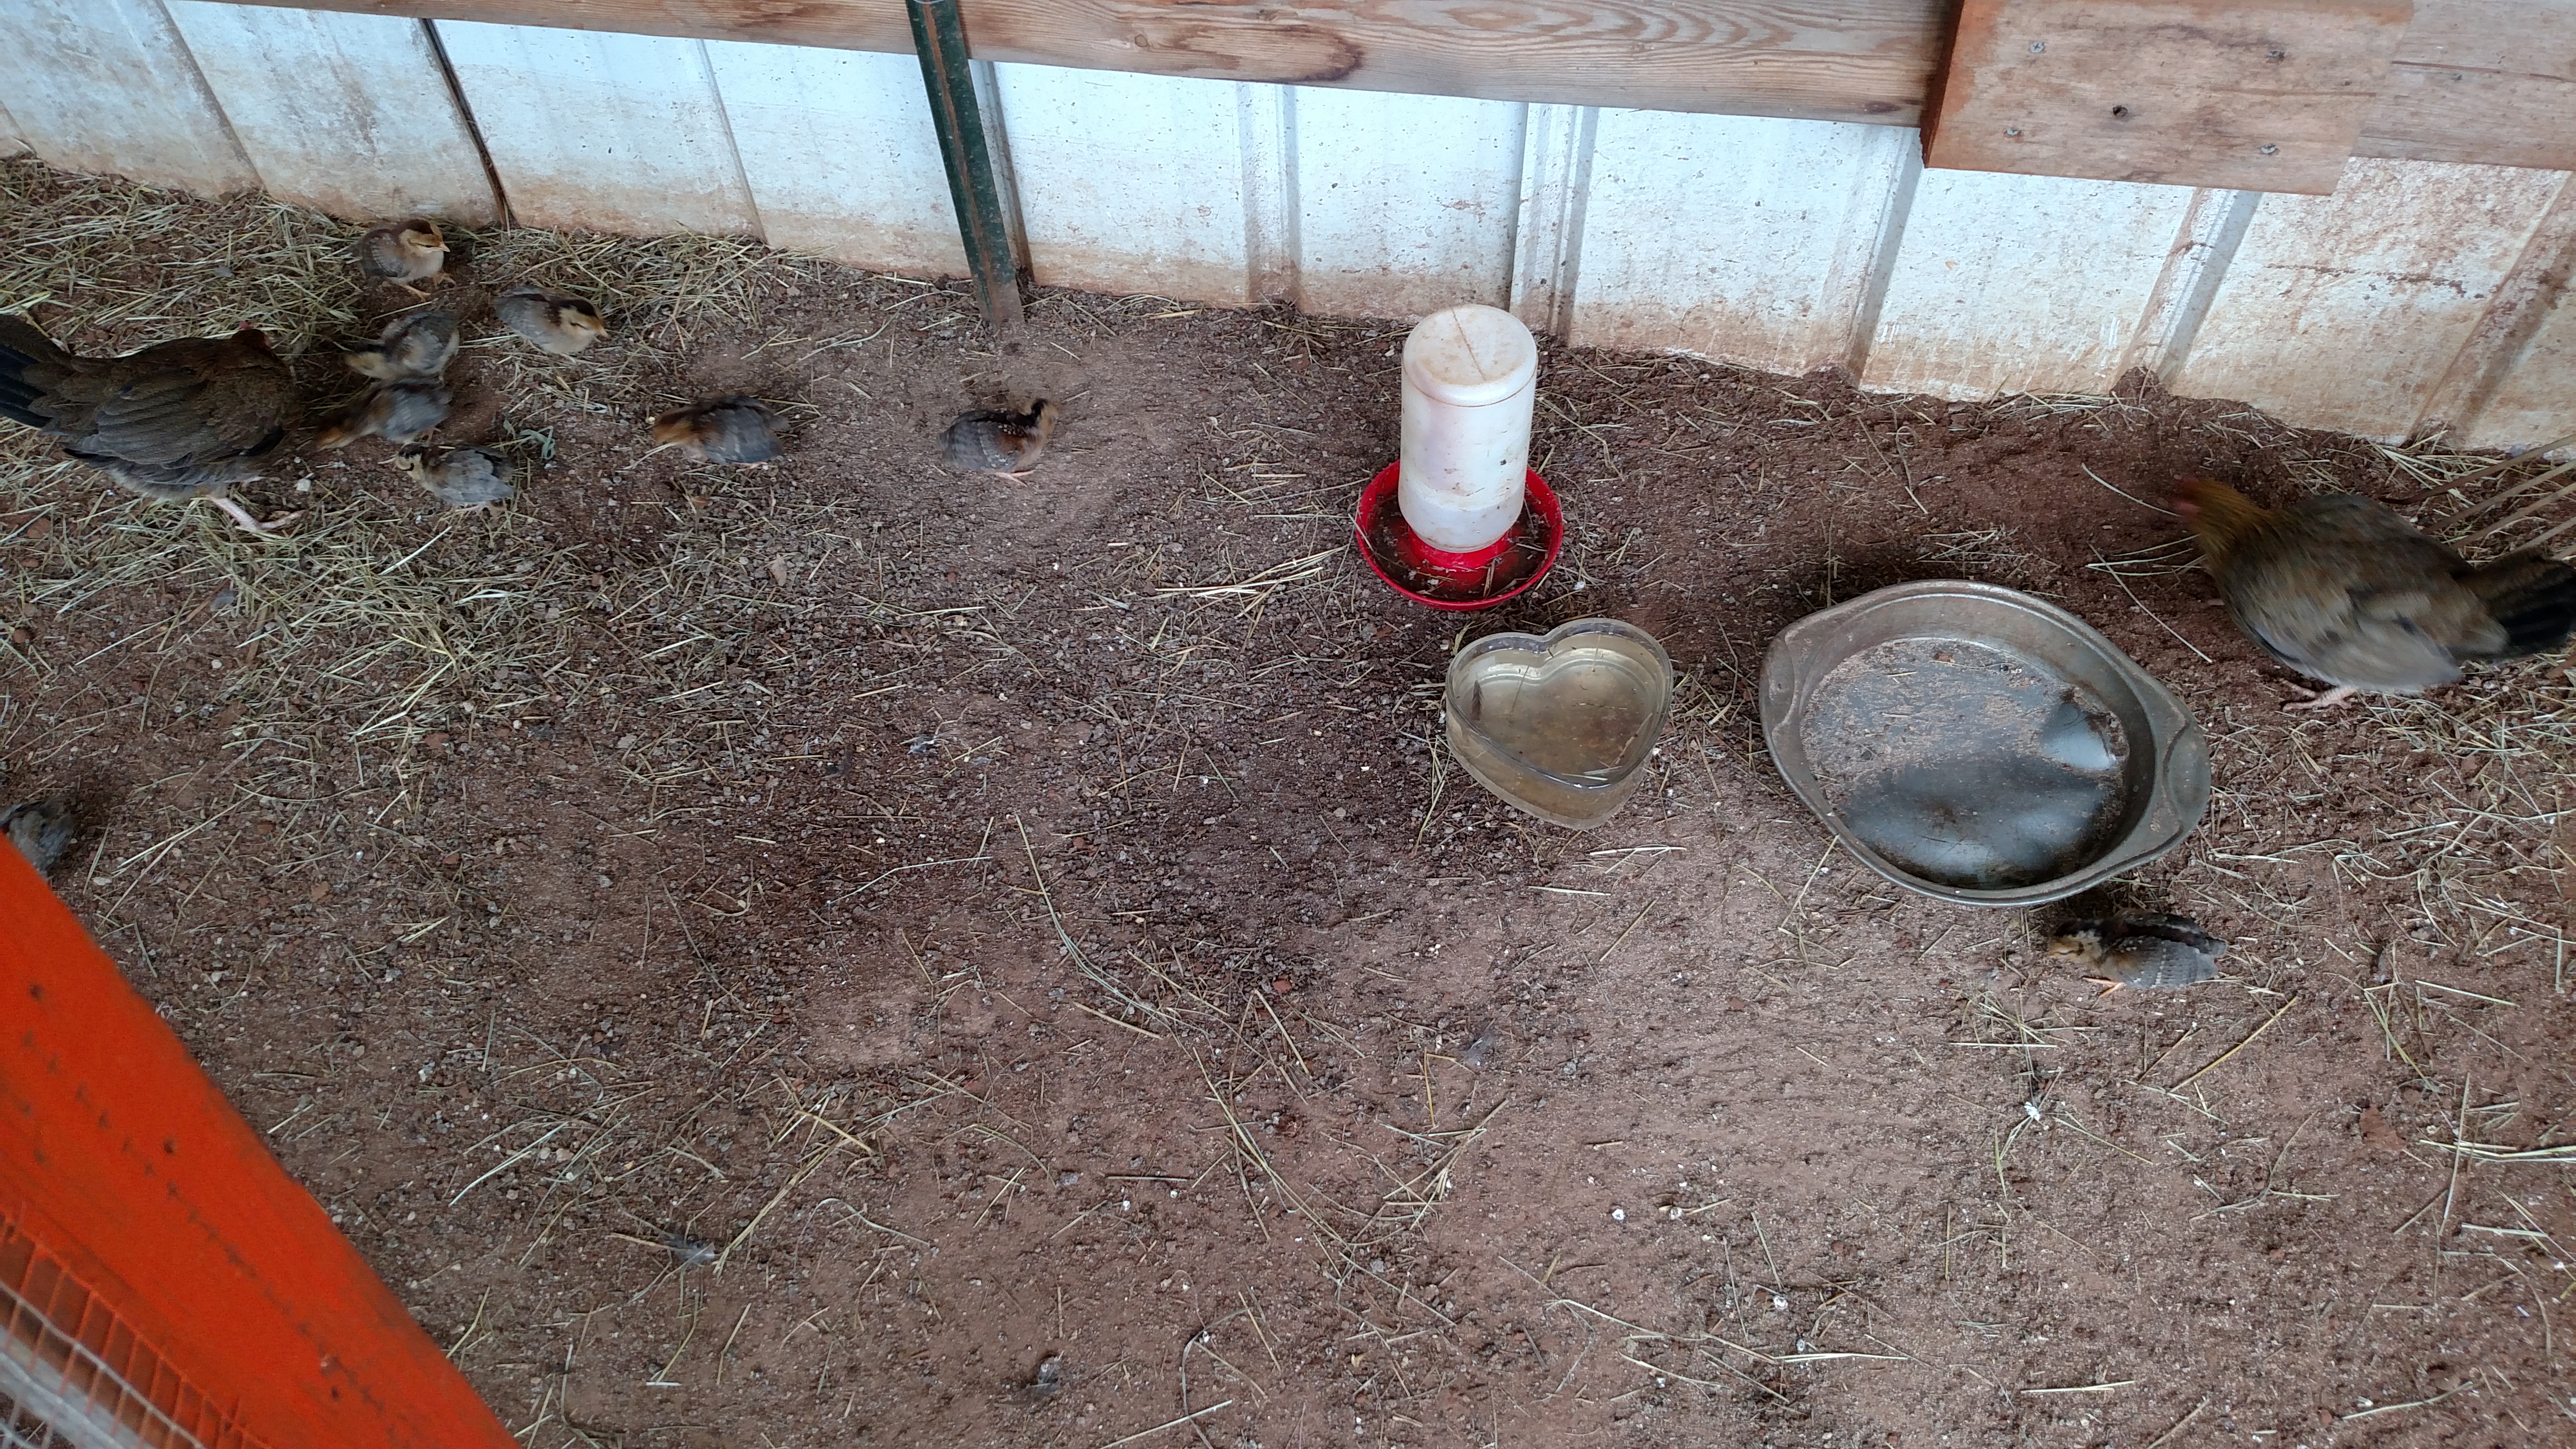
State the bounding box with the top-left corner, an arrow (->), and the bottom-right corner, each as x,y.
1444,618 -> 1674,829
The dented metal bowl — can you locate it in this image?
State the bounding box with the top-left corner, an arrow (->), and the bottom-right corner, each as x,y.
1760,580 -> 2210,907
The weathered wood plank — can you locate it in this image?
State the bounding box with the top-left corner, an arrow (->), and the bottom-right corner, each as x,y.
703,41 -> 966,274
1861,168 -> 2204,397
219,0 -> 1951,126
1926,0 -> 2414,195
163,3 -> 499,223
2359,0 -> 2576,171
431,20 -> 759,237
2168,158 -> 2567,440
1569,110 -> 1918,373
0,0 -> 258,195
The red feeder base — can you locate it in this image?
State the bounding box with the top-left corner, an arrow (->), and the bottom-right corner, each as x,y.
1354,463 -> 1564,611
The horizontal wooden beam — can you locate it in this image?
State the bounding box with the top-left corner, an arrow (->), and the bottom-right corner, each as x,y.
1926,0 -> 2417,195
222,0 -> 2576,175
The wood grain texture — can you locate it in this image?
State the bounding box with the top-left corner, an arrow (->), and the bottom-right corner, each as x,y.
2357,0 -> 2576,169
1926,0 -> 2414,195
218,0 -> 1951,125
213,0 -> 2576,173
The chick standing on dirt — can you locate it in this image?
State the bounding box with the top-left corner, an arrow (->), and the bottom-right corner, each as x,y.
495,285 -> 608,356
650,397 -> 780,464
2046,913 -> 2227,993
2,799 -> 77,876
2176,477 -> 2576,710
393,444 -> 513,510
0,313 -> 299,534
344,309 -> 458,380
317,378 -> 449,449
356,218 -> 448,294
941,400 -> 1059,478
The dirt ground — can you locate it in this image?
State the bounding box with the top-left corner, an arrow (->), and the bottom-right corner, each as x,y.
4,158 -> 2575,1449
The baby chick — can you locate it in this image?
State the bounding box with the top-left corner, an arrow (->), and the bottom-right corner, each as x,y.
343,309 -> 458,380
2177,477 -> 2576,709
649,397 -> 780,464
940,399 -> 1060,478
2045,913 -> 2227,994
392,444 -> 513,510
495,285 -> 608,356
316,378 -> 450,449
2,798 -> 77,875
356,218 -> 449,295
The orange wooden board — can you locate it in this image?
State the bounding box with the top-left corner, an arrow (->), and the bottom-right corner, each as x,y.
0,846 -> 517,1449
1926,0 -> 2415,194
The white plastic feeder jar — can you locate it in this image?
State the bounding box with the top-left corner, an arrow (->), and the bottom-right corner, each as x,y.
1398,305 -> 1538,555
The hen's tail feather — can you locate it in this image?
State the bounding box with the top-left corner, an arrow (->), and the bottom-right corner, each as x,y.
2463,552 -> 2576,657
0,314 -> 70,430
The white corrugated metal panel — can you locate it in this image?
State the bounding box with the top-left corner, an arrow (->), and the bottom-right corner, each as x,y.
1507,103 -> 1594,338
1570,112 -> 1916,375
1288,88 -> 1523,320
11,5 -> 2576,451
703,42 -> 964,275
1861,169 -> 2203,399
431,20 -> 758,238
0,0 -> 256,194
162,3 -> 497,224
2169,159 -> 2571,440
988,65 -> 1257,303
2441,185 -> 2576,451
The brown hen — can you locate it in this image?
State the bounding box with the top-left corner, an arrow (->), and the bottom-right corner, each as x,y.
2176,477 -> 2576,709
0,313 -> 299,534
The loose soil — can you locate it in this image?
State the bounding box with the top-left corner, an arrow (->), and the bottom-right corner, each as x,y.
4,159 -> 2574,1449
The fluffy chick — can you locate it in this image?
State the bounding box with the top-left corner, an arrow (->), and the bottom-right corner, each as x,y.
356,218 -> 449,293
2046,913 -> 2227,994
2,798 -> 77,876
650,397 -> 780,464
317,378 -> 450,449
0,313 -> 298,534
2177,477 -> 2576,709
344,309 -> 458,380
392,444 -> 513,510
495,285 -> 608,356
940,400 -> 1060,477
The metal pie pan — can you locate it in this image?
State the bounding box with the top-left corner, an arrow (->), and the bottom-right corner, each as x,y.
1760,580 -> 2211,907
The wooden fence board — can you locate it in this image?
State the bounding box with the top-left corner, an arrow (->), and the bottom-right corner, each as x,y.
2361,0 -> 2576,172
703,41 -> 966,274
214,0 -> 1951,128
2168,158 -> 2569,439
430,19 -> 758,236
1926,0 -> 2413,195
0,0 -> 257,195
1569,110 -> 1917,374
1862,168 -> 2202,397
163,3 -> 498,223
210,0 -> 2576,177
